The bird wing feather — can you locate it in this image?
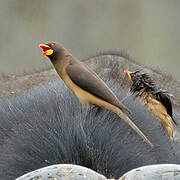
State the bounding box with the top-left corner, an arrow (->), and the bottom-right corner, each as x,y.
156,91 -> 177,125
66,59 -> 130,113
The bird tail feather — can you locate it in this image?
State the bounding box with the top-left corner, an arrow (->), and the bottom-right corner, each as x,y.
112,106 -> 153,148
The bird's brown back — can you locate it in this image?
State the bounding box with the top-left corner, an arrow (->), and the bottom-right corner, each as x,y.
66,57 -> 130,113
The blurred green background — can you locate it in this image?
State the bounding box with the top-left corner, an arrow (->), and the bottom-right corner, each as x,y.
0,0 -> 180,79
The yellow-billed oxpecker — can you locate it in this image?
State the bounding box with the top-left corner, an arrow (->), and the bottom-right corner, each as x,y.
124,70 -> 177,140
39,42 -> 153,147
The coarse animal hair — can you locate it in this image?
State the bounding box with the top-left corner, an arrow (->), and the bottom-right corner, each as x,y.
0,50 -> 180,180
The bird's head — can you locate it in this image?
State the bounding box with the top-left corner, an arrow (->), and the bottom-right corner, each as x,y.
39,42 -> 65,61
124,69 -> 155,94
124,70 -> 139,81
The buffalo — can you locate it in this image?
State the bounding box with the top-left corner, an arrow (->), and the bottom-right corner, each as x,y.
0,50 -> 179,179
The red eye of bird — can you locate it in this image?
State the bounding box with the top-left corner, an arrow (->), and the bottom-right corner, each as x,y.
51,43 -> 55,48
130,73 -> 135,81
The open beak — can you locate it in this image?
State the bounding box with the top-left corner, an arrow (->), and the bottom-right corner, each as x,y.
124,70 -> 132,80
39,44 -> 54,56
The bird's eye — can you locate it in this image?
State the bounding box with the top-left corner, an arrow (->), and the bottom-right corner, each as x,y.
51,43 -> 55,48
131,74 -> 135,80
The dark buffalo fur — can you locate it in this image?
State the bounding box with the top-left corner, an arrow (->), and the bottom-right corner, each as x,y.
0,50 -> 180,179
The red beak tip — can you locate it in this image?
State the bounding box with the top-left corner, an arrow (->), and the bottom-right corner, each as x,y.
124,70 -> 129,75
39,44 -> 51,52
39,44 -> 44,48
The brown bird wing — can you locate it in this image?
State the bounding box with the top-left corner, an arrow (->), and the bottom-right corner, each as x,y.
66,59 -> 130,113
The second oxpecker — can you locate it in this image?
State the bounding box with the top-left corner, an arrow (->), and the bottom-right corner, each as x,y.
124,69 -> 176,140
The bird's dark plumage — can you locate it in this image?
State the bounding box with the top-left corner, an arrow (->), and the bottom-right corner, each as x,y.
124,69 -> 177,139
155,91 -> 176,125
129,70 -> 176,124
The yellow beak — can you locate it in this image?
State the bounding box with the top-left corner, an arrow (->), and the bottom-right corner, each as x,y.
43,49 -> 54,56
124,70 -> 132,80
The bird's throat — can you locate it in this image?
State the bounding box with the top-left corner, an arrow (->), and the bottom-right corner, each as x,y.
51,58 -> 69,79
